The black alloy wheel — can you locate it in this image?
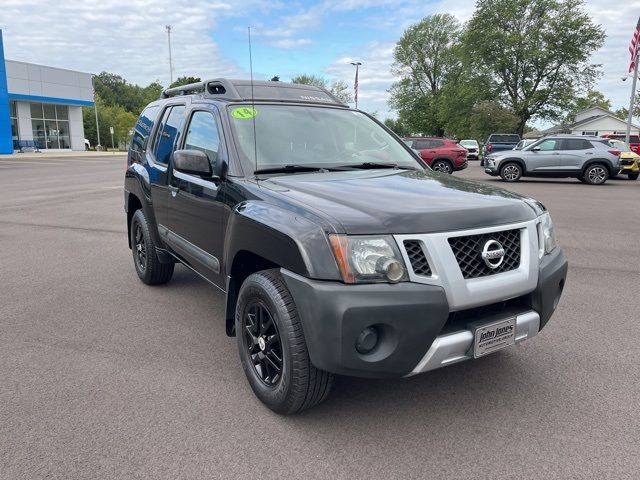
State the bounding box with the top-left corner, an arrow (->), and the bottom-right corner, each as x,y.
133,223 -> 147,273
243,301 -> 283,386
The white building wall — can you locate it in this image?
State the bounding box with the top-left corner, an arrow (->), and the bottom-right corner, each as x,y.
15,101 -> 33,142
5,60 -> 93,102
571,116 -> 640,136
69,106 -> 85,151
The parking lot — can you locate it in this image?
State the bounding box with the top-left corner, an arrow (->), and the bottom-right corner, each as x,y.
0,154 -> 638,479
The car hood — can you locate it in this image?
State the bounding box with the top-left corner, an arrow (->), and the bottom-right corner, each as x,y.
262,169 -> 540,234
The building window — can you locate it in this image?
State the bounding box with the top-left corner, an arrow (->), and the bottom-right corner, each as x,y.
581,131 -> 598,136
30,103 -> 70,149
10,101 -> 19,150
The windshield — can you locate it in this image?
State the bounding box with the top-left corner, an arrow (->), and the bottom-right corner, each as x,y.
228,105 -> 423,173
609,139 -> 631,152
460,140 -> 477,147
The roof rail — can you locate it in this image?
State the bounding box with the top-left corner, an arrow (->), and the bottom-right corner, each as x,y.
160,78 -> 347,106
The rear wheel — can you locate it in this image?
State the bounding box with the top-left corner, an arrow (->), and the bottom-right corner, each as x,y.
583,164 -> 609,185
236,269 -> 333,414
130,210 -> 174,285
500,162 -> 522,182
432,159 -> 453,174
628,173 -> 639,180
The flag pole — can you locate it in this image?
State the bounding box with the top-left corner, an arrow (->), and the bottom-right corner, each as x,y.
626,53 -> 638,145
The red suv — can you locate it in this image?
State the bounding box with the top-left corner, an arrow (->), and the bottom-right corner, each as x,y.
403,137 -> 468,173
602,134 -> 640,154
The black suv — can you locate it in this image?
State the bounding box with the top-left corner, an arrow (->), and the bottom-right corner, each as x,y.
125,79 -> 568,413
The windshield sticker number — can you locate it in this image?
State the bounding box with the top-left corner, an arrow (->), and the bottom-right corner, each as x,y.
232,107 -> 257,119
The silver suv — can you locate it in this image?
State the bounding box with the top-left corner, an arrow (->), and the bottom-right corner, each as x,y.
484,135 -> 621,185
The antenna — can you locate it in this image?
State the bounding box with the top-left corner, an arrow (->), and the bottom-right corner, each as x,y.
248,27 -> 259,175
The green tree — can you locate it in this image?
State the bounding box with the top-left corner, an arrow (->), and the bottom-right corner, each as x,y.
463,0 -> 606,135
270,75 -> 280,81
389,14 -> 462,136
169,76 -> 201,88
83,95 -> 137,149
468,101 -> 520,140
290,74 -> 353,104
383,118 -> 410,137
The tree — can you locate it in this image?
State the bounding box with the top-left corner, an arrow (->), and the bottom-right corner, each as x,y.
169,76 -> 201,88
383,118 -> 410,137
389,14 -> 462,136
290,74 -> 353,104
468,101 -> 520,140
463,0 -> 606,135
83,95 -> 137,149
270,75 -> 280,82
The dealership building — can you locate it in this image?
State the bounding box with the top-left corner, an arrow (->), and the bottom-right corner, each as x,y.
0,30 -> 94,154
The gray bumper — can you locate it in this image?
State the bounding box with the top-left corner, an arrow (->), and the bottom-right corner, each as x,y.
281,248 -> 567,379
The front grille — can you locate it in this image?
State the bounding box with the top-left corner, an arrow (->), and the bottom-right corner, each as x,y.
448,229 -> 521,279
403,240 -> 432,276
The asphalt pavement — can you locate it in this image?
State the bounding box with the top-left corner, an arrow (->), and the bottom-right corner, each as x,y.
0,154 -> 638,479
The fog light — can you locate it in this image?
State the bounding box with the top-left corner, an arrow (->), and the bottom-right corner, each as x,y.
376,257 -> 405,283
356,326 -> 379,354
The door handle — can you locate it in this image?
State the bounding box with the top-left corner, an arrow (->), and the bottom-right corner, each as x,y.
168,185 -> 179,197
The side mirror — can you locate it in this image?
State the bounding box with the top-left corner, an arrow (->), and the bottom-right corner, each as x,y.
532,146 -> 541,152
173,149 -> 213,177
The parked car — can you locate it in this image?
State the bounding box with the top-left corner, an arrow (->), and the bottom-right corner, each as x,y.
602,134 -> 640,154
484,134 -> 621,185
125,78 -> 567,414
459,139 -> 480,160
595,138 -> 639,180
514,139 -> 537,150
482,133 -> 521,164
403,137 -> 468,173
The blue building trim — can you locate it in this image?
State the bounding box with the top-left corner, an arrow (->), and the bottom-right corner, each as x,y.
7,93 -> 94,107
0,30 -> 13,154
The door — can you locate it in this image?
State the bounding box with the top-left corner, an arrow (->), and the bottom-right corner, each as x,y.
146,104 -> 186,227
524,138 -> 560,172
415,139 -> 441,164
165,108 -> 227,286
556,138 -> 593,172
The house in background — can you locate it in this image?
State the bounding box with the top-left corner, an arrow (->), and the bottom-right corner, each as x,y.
543,106 -> 640,137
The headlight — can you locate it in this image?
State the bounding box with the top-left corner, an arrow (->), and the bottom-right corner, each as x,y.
537,212 -> 557,257
329,234 -> 408,283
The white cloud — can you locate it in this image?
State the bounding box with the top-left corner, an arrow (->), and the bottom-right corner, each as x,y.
0,0 -> 281,87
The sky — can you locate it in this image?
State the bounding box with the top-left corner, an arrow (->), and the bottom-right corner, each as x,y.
1,0 -> 640,125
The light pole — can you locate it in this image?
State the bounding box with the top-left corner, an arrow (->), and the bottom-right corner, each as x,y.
350,61 -> 362,109
92,75 -> 101,150
166,25 -> 174,85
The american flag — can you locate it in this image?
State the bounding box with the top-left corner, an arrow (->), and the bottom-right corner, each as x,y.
629,16 -> 640,72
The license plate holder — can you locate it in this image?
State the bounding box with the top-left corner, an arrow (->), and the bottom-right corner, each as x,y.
473,317 -> 516,358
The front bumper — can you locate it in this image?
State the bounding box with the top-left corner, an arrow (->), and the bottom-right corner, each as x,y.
282,247 -> 567,378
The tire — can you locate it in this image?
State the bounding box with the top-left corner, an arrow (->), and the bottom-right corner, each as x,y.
629,173 -> 639,180
499,162 -> 522,182
130,209 -> 174,285
236,269 -> 333,414
432,159 -> 453,174
583,164 -> 609,185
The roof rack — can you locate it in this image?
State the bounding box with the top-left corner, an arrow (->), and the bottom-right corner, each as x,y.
160,78 -> 347,106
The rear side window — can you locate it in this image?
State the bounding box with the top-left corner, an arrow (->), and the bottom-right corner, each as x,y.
562,139 -> 591,150
489,134 -> 520,143
414,140 -> 431,149
152,105 -> 186,165
131,105 -> 159,153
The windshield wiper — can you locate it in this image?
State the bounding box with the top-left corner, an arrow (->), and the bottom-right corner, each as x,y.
254,164 -> 331,175
334,162 -> 419,171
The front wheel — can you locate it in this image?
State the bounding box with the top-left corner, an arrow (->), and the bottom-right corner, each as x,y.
130,210 -> 174,285
500,162 -> 522,182
432,159 -> 453,174
628,173 -> 639,180
236,270 -> 333,414
583,164 -> 609,185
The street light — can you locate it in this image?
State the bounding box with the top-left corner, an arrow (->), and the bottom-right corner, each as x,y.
350,61 -> 362,109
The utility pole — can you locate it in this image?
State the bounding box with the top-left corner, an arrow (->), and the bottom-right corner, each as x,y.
166,25 -> 173,85
350,61 -> 362,109
626,53 -> 638,145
